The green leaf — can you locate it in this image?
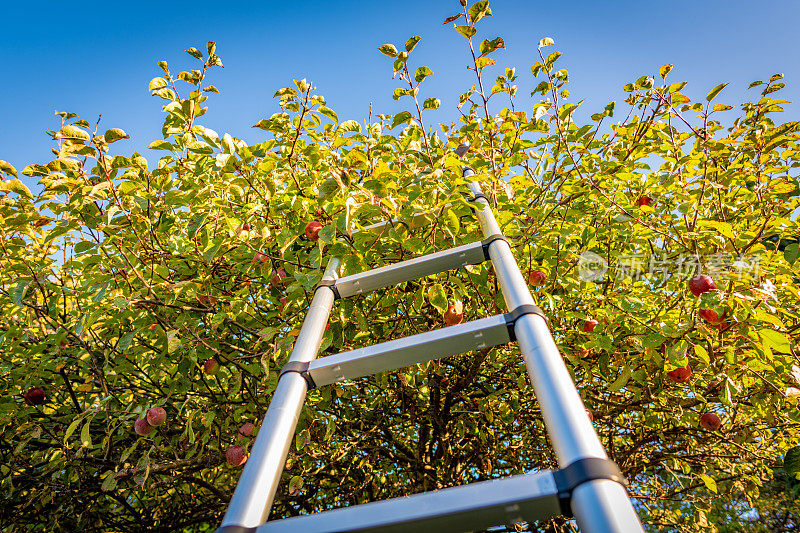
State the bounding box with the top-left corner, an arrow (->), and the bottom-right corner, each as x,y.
405,36 -> 421,52
785,446 -> 800,476
0,178 -> 33,199
104,128 -> 130,143
445,208 -> 460,236
101,471 -> 118,492
759,329 -> 791,352
468,1 -> 492,22
783,242 -> 799,265
338,120 -> 361,133
148,77 -> 168,91
479,37 -> 505,56
538,37 -> 555,48
187,214 -> 207,238
378,44 -> 398,57
64,418 -> 82,444
166,330 -> 182,354
609,366 -> 631,391
454,26 -> 477,39
391,111 -> 413,129
700,474 -> 718,493
0,160 -> 18,177
414,66 -> 433,83
318,106 -> 338,123
186,47 -> 203,59
427,284 -> 448,313
118,332 -> 134,351
423,98 -> 441,110
706,83 -> 728,102
12,279 -> 31,306
56,124 -> 90,141
80,420 -> 92,448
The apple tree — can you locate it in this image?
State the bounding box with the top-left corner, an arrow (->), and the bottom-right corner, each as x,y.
2,2 -> 799,531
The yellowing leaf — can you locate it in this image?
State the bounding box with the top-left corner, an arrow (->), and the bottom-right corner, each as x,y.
538,37 -> 555,48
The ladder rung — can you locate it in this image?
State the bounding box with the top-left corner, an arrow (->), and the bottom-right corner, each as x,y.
256,470 -> 561,533
307,314 -> 510,387
334,240 -> 486,299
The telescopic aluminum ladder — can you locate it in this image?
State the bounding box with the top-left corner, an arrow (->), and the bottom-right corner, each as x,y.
215,168 -> 644,533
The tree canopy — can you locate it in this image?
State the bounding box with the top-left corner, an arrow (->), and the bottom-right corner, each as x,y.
1,2 -> 799,531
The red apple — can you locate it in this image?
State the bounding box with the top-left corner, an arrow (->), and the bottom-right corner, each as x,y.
203,358 -> 220,375
149,323 -> 158,330
582,319 -> 599,333
270,268 -> 287,287
59,340 -> 68,349
134,417 -> 155,436
698,308 -> 721,324
637,195 -> 653,207
146,406 -> 167,427
226,444 -> 247,466
241,222 -> 253,232
304,221 -> 324,241
699,412 -> 722,431
586,408 -> 594,423
24,387 -> 46,406
667,366 -> 693,383
528,270 -> 547,286
239,422 -> 255,438
279,295 -> 288,310
252,252 -> 268,264
688,275 -> 716,296
444,303 -> 464,326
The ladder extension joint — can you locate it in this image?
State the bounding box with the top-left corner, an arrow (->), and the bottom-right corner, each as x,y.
504,304 -> 547,340
468,192 -> 488,204
314,278 -> 340,300
553,458 -> 628,517
481,233 -> 508,260
278,361 -> 316,389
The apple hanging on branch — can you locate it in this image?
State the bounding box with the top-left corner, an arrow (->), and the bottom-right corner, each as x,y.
24,387 -> 46,406
582,319 -> 599,333
304,221 -> 324,241
699,412 -> 723,431
146,406 -> 167,427
226,445 -> 247,467
134,417 -> 155,437
667,366 -> 693,383
528,270 -> 547,286
444,302 -> 464,326
688,274 -> 717,296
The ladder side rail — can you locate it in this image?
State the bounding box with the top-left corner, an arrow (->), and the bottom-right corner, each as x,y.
218,259 -> 340,531
465,171 -> 644,533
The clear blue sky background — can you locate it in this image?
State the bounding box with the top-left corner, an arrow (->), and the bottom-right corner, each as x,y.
2,0 -> 798,194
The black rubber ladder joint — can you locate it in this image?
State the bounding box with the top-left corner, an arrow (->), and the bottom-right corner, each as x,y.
504,304 -> 547,340
315,278 -> 340,300
279,361 -> 316,389
481,234 -> 508,260
553,458 -> 628,517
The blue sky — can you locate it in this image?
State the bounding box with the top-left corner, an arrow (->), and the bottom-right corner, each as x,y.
2,0 -> 798,193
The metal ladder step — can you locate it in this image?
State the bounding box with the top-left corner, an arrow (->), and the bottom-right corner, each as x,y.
333,240 -> 488,299
306,313 -> 514,387
255,470 -> 561,533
